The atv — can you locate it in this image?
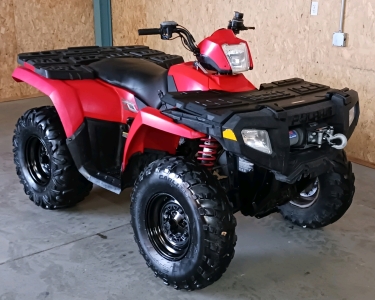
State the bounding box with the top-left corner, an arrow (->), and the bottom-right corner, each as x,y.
12,12 -> 358,290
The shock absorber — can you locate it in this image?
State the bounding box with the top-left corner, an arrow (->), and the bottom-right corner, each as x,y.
197,136 -> 220,169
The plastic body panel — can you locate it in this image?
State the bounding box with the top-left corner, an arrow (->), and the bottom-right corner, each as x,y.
12,67 -> 85,137
64,80 -> 139,123
198,29 -> 254,72
122,107 -> 205,168
168,62 -> 256,92
12,67 -> 141,136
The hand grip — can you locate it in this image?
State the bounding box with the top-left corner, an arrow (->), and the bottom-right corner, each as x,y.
138,28 -> 161,36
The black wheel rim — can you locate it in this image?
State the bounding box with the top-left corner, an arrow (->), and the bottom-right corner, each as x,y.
145,193 -> 190,261
25,136 -> 51,186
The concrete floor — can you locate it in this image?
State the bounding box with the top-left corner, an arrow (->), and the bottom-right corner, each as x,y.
0,97 -> 374,300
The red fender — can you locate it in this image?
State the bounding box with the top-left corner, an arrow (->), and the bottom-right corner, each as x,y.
12,67 -> 84,137
122,107 -> 205,168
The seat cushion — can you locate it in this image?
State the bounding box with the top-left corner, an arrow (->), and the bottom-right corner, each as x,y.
90,58 -> 168,108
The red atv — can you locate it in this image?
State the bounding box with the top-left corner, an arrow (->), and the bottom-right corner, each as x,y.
12,12 -> 358,290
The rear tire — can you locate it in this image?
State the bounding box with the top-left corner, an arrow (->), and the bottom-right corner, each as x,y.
13,106 -> 93,209
279,150 -> 355,229
131,156 -> 237,290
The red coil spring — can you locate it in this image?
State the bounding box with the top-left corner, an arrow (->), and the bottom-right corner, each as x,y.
197,136 -> 219,168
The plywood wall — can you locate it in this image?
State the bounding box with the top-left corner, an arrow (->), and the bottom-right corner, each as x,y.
302,0 -> 375,163
0,0 -> 94,101
112,0 -> 146,46
112,0 -> 375,163
0,0 -> 20,100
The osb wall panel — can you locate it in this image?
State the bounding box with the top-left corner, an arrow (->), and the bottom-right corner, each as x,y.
112,0 -> 146,45
303,65 -> 375,162
307,0 -> 375,72
0,0 -> 21,100
303,0 -> 375,163
0,0 -> 94,101
111,0 -> 375,163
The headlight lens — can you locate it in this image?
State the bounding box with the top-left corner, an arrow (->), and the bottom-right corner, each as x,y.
222,43 -> 250,73
241,129 -> 272,154
349,106 -> 356,126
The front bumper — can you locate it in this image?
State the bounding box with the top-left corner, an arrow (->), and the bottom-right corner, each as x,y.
221,89 -> 359,183
272,145 -> 339,183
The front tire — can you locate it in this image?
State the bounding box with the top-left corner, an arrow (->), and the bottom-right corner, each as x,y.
279,150 -> 355,229
131,157 -> 237,290
13,106 -> 92,209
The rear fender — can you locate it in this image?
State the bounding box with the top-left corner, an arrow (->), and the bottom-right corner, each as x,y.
122,107 -> 205,168
12,67 -> 84,136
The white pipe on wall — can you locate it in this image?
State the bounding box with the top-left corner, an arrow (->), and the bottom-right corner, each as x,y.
339,0 -> 346,32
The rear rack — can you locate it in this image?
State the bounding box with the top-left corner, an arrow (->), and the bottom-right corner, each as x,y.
17,46 -> 184,80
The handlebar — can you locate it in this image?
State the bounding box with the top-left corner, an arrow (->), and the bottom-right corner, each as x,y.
137,13 -> 253,55
138,28 -> 161,36
137,23 -> 200,56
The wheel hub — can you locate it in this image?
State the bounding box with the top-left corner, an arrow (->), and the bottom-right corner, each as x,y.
290,178 -> 320,208
146,194 -> 190,261
161,202 -> 189,247
25,136 -> 51,186
39,145 -> 50,174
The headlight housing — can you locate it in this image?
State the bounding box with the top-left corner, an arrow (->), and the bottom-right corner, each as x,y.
348,106 -> 356,126
241,129 -> 272,154
222,43 -> 250,73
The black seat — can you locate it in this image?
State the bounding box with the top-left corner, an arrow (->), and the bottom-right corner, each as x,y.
90,58 -> 168,108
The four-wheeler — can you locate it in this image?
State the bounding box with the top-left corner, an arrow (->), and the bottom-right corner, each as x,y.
12,12 -> 359,290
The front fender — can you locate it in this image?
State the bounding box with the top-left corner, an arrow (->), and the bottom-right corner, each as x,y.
122,107 -> 205,168
12,67 -> 84,136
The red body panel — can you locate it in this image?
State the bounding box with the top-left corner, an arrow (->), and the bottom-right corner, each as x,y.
198,29 -> 254,72
64,80 -> 122,123
64,80 -> 139,123
12,67 -> 84,137
169,62 -> 256,92
12,67 -> 141,136
122,107 -> 205,168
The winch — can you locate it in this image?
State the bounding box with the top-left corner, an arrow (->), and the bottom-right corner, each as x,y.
307,126 -> 347,149
289,129 -> 304,146
289,126 -> 347,150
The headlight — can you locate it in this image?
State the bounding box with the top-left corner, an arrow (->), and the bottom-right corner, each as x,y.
222,43 -> 250,73
241,129 -> 272,154
349,106 -> 355,126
